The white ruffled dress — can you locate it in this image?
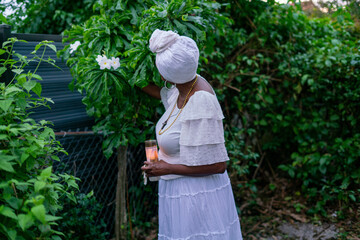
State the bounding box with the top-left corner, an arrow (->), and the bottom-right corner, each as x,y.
155,78 -> 243,240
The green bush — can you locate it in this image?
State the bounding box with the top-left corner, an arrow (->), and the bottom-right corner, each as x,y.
55,191 -> 109,240
3,0 -> 99,34
58,0 -> 230,157
206,1 -> 360,215
0,38 -> 79,239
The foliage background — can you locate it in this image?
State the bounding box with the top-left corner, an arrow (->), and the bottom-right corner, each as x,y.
1,0 -> 98,34
2,0 -> 360,237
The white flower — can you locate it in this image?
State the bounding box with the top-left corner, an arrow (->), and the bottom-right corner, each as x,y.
99,57 -> 111,70
69,41 -> 81,54
96,55 -> 107,64
110,57 -> 120,70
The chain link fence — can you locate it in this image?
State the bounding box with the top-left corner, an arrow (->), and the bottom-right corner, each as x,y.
53,131 -> 158,239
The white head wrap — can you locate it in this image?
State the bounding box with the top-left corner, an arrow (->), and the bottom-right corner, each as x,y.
149,29 -> 199,84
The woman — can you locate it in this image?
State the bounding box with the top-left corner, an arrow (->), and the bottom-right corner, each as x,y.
141,29 -> 243,240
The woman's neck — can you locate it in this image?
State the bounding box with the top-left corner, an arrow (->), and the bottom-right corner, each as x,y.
176,77 -> 197,98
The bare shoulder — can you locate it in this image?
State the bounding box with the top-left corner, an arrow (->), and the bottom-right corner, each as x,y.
194,75 -> 215,95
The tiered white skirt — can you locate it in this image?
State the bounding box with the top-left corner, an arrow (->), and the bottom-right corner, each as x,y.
158,171 -> 243,240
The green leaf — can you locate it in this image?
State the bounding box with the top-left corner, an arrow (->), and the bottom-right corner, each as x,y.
349,194 -> 356,202
11,69 -> 24,75
16,98 -> 27,110
0,156 -> 16,172
32,82 -> 42,97
5,86 -> 22,95
330,115 -> 339,121
16,74 -> 27,85
264,95 -> 273,104
288,168 -> 295,178
46,44 -> 57,53
319,156 -> 327,166
14,53 -> 28,65
0,99 -> 13,112
2,40 -> 12,48
39,127 -> 55,139
259,119 -> 267,126
31,205 -> 46,223
0,206 -> 17,220
319,164 -> 326,174
0,134 -> 8,140
0,12 -> 8,24
45,214 -> 62,222
34,181 -> 47,192
18,214 -> 34,230
34,43 -> 44,52
52,235 -> 62,240
0,67 -> 6,76
6,197 -> 22,210
340,177 -> 350,190
31,74 -> 43,81
23,80 -> 37,92
331,39 -> 340,45
173,19 -> 187,33
325,59 -> 332,67
21,153 -> 29,164
40,166 -> 52,179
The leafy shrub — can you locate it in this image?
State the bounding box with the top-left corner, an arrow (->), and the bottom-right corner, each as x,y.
206,1 -> 360,214
3,0 -> 99,34
0,38 -> 79,239
55,191 -> 109,240
58,0 -> 231,157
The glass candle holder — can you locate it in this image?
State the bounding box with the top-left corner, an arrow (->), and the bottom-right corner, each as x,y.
145,139 -> 160,182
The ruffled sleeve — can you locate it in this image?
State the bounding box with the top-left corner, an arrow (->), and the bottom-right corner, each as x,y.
179,91 -> 229,166
160,87 -> 178,110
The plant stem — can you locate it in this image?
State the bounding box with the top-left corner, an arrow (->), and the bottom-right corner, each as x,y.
5,42 -> 14,62
28,45 -> 47,82
7,62 -> 23,86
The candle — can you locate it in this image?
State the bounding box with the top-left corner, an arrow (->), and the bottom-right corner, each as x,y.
146,146 -> 158,162
144,139 -> 160,182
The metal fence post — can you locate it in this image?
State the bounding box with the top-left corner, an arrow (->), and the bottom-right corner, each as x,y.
0,24 -> 13,85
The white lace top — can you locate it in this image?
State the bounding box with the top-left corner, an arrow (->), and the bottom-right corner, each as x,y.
156,78 -> 229,180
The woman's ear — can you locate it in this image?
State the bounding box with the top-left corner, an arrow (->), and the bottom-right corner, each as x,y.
161,75 -> 176,85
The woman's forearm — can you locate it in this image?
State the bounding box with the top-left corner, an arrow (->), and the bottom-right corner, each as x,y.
141,160 -> 227,177
141,83 -> 161,99
168,162 -> 226,176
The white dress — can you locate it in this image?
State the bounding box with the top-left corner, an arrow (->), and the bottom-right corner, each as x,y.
155,78 -> 243,240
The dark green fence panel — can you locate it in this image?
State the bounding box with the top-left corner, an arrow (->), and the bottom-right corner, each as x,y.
0,24 -> 95,131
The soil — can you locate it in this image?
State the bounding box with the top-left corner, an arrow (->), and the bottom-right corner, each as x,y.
236,173 -> 360,240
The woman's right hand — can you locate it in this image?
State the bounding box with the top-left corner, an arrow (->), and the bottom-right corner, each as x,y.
141,160 -> 172,176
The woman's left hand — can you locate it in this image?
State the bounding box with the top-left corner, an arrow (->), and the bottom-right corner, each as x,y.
141,160 -> 172,176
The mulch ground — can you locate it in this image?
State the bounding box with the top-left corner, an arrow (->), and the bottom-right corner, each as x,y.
234,172 -> 360,240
